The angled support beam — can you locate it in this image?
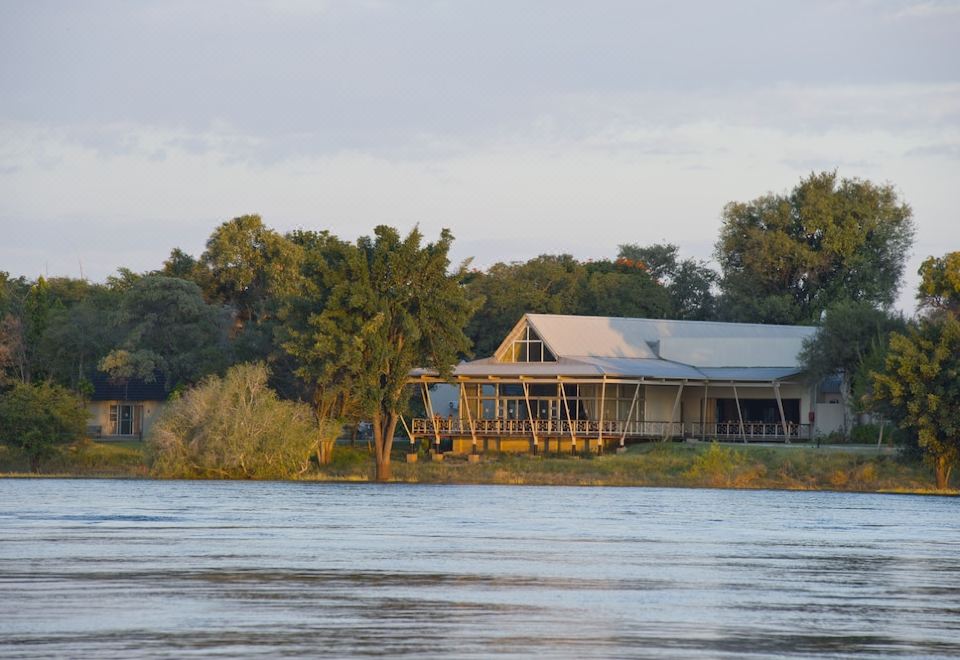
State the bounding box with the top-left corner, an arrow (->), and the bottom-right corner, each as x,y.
460,382 -> 478,452
398,413 -> 416,450
559,380 -> 578,453
522,381 -> 539,453
733,383 -> 747,443
773,381 -> 789,443
665,381 -> 684,441
421,381 -> 442,451
597,377 -> 607,453
619,383 -> 642,447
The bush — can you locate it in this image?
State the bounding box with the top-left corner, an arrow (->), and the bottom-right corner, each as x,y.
0,382 -> 88,472
147,363 -> 322,479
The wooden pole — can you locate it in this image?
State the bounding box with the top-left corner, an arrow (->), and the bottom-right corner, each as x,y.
559,380 -> 578,453
597,378 -> 607,454
461,382 -> 478,453
733,383 -> 747,444
421,382 -> 442,452
619,383 -> 642,447
398,414 -> 416,450
522,381 -> 539,454
701,382 -> 709,441
666,382 -> 684,441
773,381 -> 790,443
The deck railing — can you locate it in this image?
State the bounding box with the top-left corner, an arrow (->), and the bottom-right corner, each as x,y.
410,418 -> 811,441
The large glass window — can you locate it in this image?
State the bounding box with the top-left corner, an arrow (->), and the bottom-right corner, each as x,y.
109,404 -> 143,435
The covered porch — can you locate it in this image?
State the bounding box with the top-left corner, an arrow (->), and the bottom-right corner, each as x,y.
405,376 -> 812,455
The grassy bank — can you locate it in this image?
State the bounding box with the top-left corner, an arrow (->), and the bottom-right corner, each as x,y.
1,440 -> 954,494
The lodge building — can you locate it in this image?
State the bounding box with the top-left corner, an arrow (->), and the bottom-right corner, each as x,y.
408,314 -> 840,454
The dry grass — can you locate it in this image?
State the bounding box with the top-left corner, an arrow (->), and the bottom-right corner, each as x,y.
2,440 -> 955,495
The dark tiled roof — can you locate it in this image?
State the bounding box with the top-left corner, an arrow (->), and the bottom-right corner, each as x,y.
91,373 -> 167,401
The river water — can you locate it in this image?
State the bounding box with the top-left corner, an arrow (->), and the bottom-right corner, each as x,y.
0,480 -> 958,658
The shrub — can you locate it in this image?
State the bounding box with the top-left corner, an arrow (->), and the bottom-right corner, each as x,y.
0,382 -> 88,472
147,363 -> 322,479
686,442 -> 747,487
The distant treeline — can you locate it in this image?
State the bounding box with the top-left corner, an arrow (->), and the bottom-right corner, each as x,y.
1,170 -> 958,486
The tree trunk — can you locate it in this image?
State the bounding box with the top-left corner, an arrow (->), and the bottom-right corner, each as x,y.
839,372 -> 852,439
934,455 -> 952,490
372,410 -> 399,483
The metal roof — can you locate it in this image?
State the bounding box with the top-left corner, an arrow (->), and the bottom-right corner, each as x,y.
525,314 -> 815,368
412,314 -> 818,383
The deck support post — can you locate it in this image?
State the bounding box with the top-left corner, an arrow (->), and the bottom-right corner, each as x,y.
522,381 -> 539,454
773,381 -> 789,443
421,382 -> 442,454
701,382 -> 709,441
619,383 -> 642,448
460,382 -> 479,453
559,380 -> 578,454
597,378 -> 607,454
733,383 -> 747,443
666,382 -> 684,441
399,413 -> 416,451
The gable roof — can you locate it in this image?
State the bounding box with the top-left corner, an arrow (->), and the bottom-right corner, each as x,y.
523,314 -> 814,367
415,314 -> 818,383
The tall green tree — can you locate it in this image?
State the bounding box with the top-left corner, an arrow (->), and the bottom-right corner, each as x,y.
716,171 -> 915,324
872,315 -> 960,489
917,251 -> 960,314
283,226 -> 476,481
0,382 -> 88,472
617,243 -> 718,319
200,214 -> 302,325
799,300 -> 905,435
99,276 -> 228,389
465,255 -> 585,356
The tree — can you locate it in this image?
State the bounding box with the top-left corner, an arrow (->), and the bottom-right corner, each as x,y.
283,226 -> 476,481
200,214 -> 302,325
716,171 -> 915,324
0,382 -> 88,471
618,243 -> 718,320
580,258 -> 672,319
100,276 -> 228,390
465,255 -> 585,356
799,300 -> 905,435
148,362 -> 321,479
872,315 -> 960,489
917,251 -> 960,314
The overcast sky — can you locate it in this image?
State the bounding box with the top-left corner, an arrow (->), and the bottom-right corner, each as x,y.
2,0 -> 958,313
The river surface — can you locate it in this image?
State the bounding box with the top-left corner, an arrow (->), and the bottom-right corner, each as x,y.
0,480 -> 958,658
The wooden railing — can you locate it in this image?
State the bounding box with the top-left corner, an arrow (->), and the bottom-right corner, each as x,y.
411,418 -> 811,441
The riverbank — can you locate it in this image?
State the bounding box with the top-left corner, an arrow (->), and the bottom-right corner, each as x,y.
2,439 -> 955,494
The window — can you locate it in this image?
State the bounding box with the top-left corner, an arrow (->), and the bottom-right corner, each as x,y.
500,325 -> 555,363
109,404 -> 143,435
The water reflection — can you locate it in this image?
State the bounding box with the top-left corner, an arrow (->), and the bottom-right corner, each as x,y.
1,481 -> 959,658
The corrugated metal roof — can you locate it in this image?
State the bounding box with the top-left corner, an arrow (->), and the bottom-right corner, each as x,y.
526,314 -> 815,368
697,367 -> 803,381
411,314 -> 818,383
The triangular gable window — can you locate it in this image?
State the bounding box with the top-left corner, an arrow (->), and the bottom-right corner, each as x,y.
500,324 -> 556,363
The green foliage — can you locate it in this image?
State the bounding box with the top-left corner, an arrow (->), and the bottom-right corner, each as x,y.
100,275 -> 228,389
872,315 -> 960,489
0,382 -> 88,471
200,214 -> 303,323
282,225 -> 476,479
685,442 -> 748,486
799,301 -> 905,421
716,171 -> 915,324
618,243 -> 718,319
917,251 -> 960,314
147,362 -> 320,479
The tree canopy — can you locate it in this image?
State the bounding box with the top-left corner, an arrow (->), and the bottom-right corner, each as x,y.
283,226 -> 476,480
716,171 -> 915,324
871,314 -> 960,489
